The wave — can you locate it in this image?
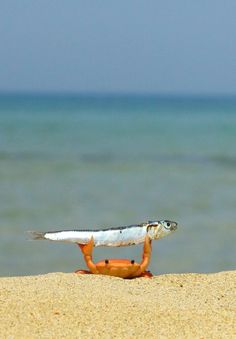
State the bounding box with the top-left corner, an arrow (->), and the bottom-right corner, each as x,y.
1,151 -> 235,168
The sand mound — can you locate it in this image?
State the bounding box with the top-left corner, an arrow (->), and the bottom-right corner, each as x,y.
0,271 -> 235,338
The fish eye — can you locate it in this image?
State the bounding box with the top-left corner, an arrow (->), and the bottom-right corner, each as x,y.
163,221 -> 171,229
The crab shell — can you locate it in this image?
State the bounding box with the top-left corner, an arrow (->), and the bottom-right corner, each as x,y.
75,234 -> 153,279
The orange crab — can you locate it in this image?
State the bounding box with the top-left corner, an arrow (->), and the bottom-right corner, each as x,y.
75,234 -> 153,278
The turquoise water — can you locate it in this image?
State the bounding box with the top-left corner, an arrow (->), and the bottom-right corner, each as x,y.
0,94 -> 235,276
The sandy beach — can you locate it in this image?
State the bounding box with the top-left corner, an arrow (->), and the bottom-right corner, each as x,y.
0,271 -> 235,338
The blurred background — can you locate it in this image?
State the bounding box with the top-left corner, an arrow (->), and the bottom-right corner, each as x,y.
0,1 -> 235,276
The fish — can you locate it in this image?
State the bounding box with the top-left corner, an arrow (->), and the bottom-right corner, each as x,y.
28,220 -> 178,247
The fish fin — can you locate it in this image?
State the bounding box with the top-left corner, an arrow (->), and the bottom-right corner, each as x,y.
27,231 -> 46,240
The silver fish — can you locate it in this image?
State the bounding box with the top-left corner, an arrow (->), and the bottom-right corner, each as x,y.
29,220 -> 178,247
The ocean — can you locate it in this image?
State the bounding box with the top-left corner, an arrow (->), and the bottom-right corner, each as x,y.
0,94 -> 235,276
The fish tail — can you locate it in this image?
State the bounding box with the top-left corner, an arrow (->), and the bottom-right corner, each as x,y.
28,231 -> 46,240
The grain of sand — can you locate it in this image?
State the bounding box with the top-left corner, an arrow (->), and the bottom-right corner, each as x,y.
0,271 -> 235,338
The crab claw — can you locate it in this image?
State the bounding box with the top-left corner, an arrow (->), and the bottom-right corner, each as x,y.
78,237 -> 94,256
77,237 -> 99,274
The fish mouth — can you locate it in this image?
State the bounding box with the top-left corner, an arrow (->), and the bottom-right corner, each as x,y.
170,222 -> 178,231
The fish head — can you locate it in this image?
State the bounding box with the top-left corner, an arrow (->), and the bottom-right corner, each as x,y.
147,220 -> 178,240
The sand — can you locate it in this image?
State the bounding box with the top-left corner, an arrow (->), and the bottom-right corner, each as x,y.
0,271 -> 235,338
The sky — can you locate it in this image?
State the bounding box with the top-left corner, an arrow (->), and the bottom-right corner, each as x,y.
0,1 -> 236,95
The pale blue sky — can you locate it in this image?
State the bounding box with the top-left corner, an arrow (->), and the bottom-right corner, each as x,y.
0,1 -> 236,94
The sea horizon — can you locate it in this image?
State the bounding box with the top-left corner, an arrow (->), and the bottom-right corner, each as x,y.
1,90 -> 236,99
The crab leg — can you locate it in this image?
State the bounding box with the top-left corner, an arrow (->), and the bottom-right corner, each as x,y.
78,237 -> 99,274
